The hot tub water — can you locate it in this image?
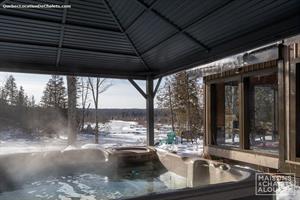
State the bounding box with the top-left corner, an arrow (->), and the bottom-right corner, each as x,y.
0,163 -> 187,200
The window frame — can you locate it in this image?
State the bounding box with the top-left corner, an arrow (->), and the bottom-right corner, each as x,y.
290,59 -> 300,162
210,77 -> 241,148
205,61 -> 279,156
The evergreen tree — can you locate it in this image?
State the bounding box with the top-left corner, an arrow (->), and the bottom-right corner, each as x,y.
157,72 -> 202,134
28,95 -> 36,107
3,75 -> 18,105
41,75 -> 67,108
176,72 -> 202,133
16,86 -> 28,107
157,77 -> 175,131
0,86 -> 6,105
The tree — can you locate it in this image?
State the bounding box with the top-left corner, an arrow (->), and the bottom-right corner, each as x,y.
78,77 -> 90,131
3,75 -> 18,105
16,86 -> 29,107
88,78 -> 112,144
157,72 -> 202,134
0,86 -> 7,105
157,77 -> 175,131
28,95 -> 36,108
41,75 -> 67,109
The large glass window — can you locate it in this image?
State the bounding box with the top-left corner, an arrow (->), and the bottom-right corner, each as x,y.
213,81 -> 239,147
248,73 -> 278,154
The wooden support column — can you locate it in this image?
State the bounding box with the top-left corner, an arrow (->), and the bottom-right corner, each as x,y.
67,76 -> 77,145
203,83 -> 207,146
146,76 -> 154,146
278,59 -> 286,164
209,84 -> 217,145
239,77 -> 249,149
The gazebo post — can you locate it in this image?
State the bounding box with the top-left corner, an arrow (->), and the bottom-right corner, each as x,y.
128,77 -> 162,146
146,76 -> 154,146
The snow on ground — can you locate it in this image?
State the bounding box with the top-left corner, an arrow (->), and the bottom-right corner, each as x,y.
0,120 -> 203,157
0,120 -> 300,199
156,137 -> 203,157
0,131 -> 147,155
0,131 -> 203,156
276,182 -> 300,200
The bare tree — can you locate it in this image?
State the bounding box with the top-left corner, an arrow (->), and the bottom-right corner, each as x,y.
78,77 -> 90,131
88,78 -> 112,144
157,77 -> 175,131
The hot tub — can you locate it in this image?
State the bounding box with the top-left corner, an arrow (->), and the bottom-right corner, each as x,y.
0,147 -> 259,200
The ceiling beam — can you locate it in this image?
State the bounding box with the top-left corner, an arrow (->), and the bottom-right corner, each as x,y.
56,0 -> 69,67
141,0 -> 234,55
0,62 -> 149,80
128,79 -> 147,99
103,0 -> 151,71
135,0 -> 210,53
153,77 -> 162,97
125,0 -> 158,31
180,0 -> 235,34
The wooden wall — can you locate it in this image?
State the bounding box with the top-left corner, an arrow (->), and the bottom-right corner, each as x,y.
204,36 -> 300,175
279,36 -> 300,176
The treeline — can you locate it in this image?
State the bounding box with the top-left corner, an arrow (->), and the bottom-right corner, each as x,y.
0,75 -> 68,135
0,75 -> 35,108
82,108 -> 170,125
0,74 -> 170,136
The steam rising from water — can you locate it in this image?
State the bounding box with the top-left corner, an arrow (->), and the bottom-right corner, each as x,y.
0,148 -> 186,200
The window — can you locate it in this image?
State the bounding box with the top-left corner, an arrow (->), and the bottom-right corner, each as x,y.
207,62 -> 279,155
212,81 -> 240,147
248,73 -> 278,154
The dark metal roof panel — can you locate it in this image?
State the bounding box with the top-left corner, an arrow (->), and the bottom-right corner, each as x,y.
63,26 -> 136,55
0,0 -> 299,79
1,0 -> 63,21
141,0 -> 156,7
107,0 -> 144,29
157,13 -> 300,77
0,15 -> 61,45
67,0 -> 119,31
152,0 -> 229,28
0,42 -> 57,65
127,11 -> 177,53
60,49 -> 144,71
186,0 -> 300,48
143,34 -> 203,69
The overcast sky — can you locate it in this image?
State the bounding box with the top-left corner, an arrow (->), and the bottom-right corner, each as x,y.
0,72 -> 162,109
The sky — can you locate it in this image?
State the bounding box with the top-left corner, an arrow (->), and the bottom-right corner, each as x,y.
0,71 -> 162,109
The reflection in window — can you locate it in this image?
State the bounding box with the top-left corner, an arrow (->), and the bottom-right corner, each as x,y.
214,82 -> 239,147
248,73 -> 278,154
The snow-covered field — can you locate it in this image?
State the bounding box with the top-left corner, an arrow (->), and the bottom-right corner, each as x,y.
0,120 -> 203,156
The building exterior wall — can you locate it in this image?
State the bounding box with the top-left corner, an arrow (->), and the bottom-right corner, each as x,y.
278,36 -> 300,175
204,37 -> 300,175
